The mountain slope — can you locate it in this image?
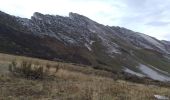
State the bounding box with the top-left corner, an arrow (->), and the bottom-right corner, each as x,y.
0,11 -> 170,81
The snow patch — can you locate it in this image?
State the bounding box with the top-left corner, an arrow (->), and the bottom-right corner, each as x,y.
107,42 -> 121,54
89,29 -> 96,33
139,34 -> 162,47
90,40 -> 95,45
139,33 -> 167,52
139,64 -> 170,81
124,68 -> 145,77
154,95 -> 169,100
85,43 -> 92,51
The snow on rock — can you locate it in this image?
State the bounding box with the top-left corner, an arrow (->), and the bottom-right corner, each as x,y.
139,64 -> 170,81
58,33 -> 77,44
90,40 -> 95,45
124,68 -> 145,77
139,33 -> 162,47
154,95 -> 169,100
89,29 -> 96,33
84,40 -> 95,51
98,35 -> 121,56
139,33 -> 168,53
85,43 -> 92,51
16,12 -> 122,56
107,42 -> 121,55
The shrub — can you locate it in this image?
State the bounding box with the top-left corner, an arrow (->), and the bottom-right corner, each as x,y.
8,60 -> 17,72
8,60 -> 47,80
54,64 -> 59,73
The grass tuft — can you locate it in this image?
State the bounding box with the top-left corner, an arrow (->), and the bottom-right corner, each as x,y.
8,60 -> 59,80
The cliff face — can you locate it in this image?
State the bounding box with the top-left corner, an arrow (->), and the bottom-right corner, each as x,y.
0,11 -> 170,81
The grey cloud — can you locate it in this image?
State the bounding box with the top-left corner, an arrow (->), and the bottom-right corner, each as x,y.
107,0 -> 170,40
146,21 -> 170,26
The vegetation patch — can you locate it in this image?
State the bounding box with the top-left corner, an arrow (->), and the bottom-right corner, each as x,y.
8,60 -> 59,80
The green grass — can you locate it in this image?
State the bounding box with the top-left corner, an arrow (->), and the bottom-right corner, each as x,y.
134,49 -> 170,73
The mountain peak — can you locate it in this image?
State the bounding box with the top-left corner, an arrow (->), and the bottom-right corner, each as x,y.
69,12 -> 92,22
32,12 -> 44,20
69,12 -> 85,19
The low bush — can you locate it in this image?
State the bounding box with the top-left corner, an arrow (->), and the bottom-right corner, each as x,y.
8,60 -> 58,80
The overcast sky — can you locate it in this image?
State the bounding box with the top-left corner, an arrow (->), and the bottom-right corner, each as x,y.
0,0 -> 170,40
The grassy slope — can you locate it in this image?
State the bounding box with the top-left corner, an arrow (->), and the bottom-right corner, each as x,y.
0,53 -> 170,100
134,49 -> 170,73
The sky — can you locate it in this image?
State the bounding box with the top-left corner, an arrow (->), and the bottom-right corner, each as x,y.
0,0 -> 170,40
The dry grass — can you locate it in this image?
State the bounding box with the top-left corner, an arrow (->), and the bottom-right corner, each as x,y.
0,69 -> 170,100
0,53 -> 170,100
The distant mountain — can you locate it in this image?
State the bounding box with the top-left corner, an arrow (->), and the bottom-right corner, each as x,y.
0,11 -> 170,81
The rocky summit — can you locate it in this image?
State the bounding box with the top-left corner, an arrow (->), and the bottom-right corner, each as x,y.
0,11 -> 170,81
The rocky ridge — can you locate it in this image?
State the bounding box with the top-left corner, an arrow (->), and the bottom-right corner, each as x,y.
0,11 -> 170,81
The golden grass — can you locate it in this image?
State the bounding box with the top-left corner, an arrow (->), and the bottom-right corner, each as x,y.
0,69 -> 170,100
0,53 -> 170,100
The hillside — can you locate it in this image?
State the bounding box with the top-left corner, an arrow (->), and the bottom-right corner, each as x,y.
0,10 -> 170,81
0,53 -> 170,100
